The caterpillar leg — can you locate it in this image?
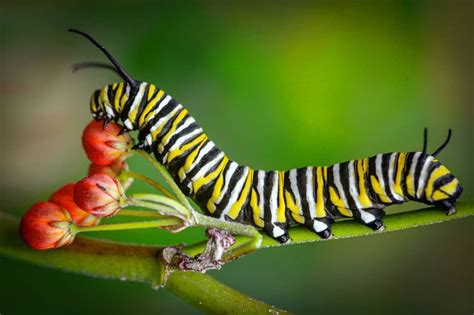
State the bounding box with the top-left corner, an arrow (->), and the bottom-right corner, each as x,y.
353,208 -> 386,232
306,218 -> 333,239
263,222 -> 290,244
434,200 -> 457,215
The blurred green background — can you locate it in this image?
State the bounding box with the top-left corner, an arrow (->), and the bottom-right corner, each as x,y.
1,1 -> 473,314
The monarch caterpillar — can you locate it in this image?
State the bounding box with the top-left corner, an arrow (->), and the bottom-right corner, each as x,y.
70,29 -> 463,243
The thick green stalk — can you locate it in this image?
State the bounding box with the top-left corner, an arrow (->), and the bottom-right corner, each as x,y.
0,212 -> 289,314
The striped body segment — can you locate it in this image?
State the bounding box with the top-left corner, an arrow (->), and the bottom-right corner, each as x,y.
90,81 -> 463,242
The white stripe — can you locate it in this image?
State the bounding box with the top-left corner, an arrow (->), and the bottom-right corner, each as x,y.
269,172 -> 279,225
145,105 -> 182,146
214,162 -> 239,204
256,170 -> 265,220
348,161 -> 363,209
162,128 -> 202,163
375,154 -> 389,201
289,169 -> 303,215
159,117 -> 193,152
124,119 -> 133,130
185,141 -> 214,174
146,95 -> 172,122
388,153 -> 404,201
409,152 -> 421,196
188,152 -> 225,191
333,164 -> 349,208
127,83 -> 147,118
220,167 -> 249,217
416,155 -> 434,198
305,167 -> 317,217
149,105 -> 182,133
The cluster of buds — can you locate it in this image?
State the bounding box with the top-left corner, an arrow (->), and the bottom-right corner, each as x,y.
20,120 -> 130,250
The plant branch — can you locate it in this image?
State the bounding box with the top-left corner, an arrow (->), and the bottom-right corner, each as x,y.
0,212 -> 290,314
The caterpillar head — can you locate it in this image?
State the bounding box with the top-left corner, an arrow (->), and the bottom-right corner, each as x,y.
421,128 -> 463,215
428,168 -> 463,215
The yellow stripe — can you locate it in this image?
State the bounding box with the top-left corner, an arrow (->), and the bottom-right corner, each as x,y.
147,84 -> 156,101
315,167 -> 326,218
432,178 -> 458,201
150,109 -> 180,141
160,109 -> 188,147
227,169 -> 254,219
250,189 -> 265,227
370,175 -> 391,203
406,174 -> 415,197
114,82 -> 124,113
277,171 -> 286,222
394,152 -> 406,198
100,88 -> 108,106
139,90 -> 165,127
329,186 -> 353,217
357,159 -> 372,208
120,86 -> 128,109
90,94 -> 97,112
192,156 -> 228,193
285,191 -> 304,223
425,165 -> 451,200
206,168 -> 226,214
177,136 -> 208,178
169,134 -> 207,164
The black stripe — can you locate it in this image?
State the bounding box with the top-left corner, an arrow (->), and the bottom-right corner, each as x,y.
366,155 -> 382,204
352,160 -> 361,196
339,162 -> 358,210
213,165 -> 246,218
137,94 -> 176,142
120,83 -> 140,122
403,153 -> 415,198
185,145 -> 221,180
262,171 -> 275,232
413,152 -> 428,197
381,153 -> 395,202
295,167 -> 312,225
194,158 -> 229,209
132,84 -> 151,129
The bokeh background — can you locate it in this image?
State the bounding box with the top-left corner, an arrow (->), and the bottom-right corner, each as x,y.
1,1 -> 473,314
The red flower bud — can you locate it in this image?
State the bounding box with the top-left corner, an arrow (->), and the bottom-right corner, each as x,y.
74,174 -> 125,217
82,120 -> 132,165
20,202 -> 75,250
50,184 -> 100,227
88,160 -> 128,178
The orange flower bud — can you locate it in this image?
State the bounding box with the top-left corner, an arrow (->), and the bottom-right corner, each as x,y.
50,184 -> 100,227
88,160 -> 128,178
74,174 -> 125,217
20,202 -> 75,250
82,120 -> 132,165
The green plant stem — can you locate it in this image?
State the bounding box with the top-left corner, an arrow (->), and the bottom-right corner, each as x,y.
71,219 -> 181,234
136,150 -> 194,211
121,170 -> 175,200
183,200 -> 474,259
117,209 -> 167,219
0,213 -> 290,314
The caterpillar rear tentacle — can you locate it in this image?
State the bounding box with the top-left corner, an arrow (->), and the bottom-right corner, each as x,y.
71,30 -> 463,244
